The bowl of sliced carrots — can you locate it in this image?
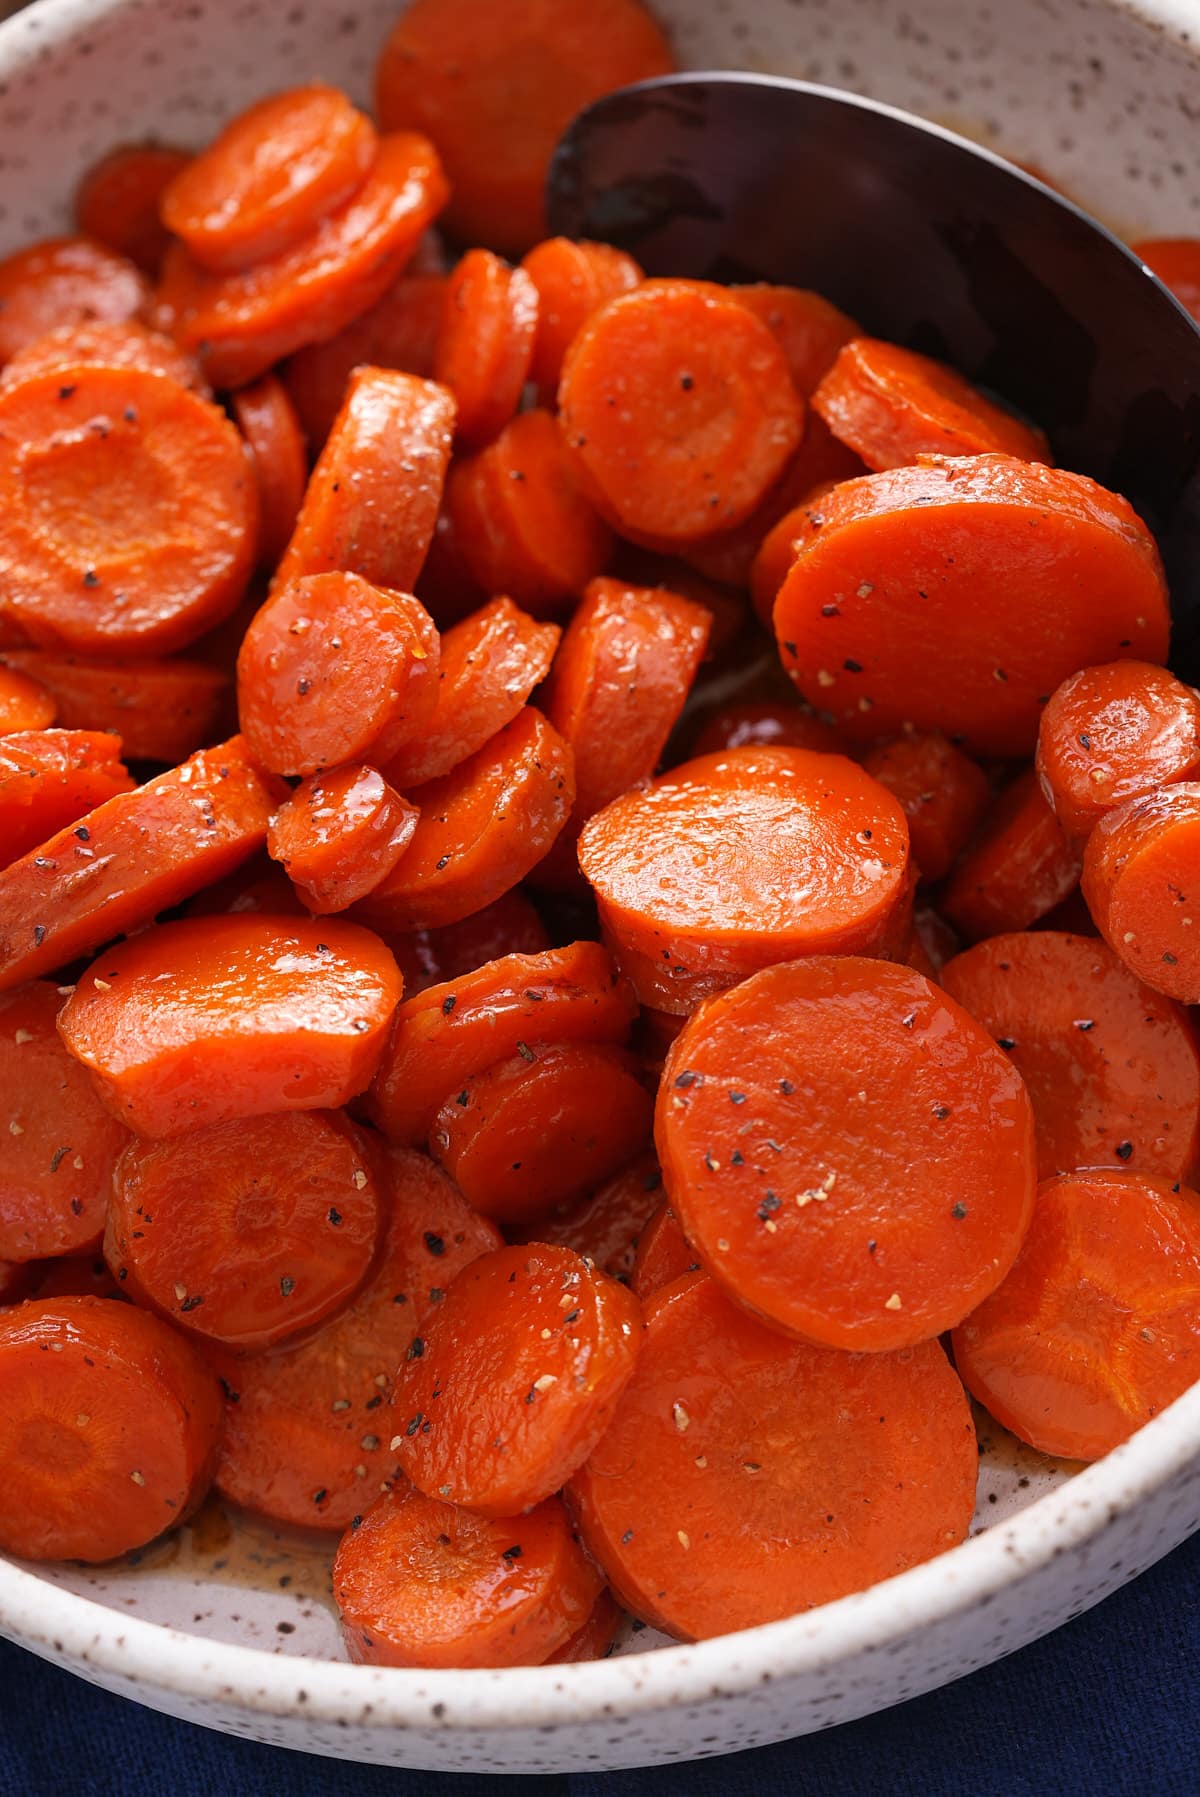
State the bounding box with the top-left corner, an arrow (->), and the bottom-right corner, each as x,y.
2,0 -> 1200,1774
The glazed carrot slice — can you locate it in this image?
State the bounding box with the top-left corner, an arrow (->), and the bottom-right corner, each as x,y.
0,319 -> 206,393
953,1170 -> 1200,1460
274,366 -> 454,595
267,766 -> 418,915
393,1242 -> 642,1512
58,914 -> 402,1138
230,373 -> 307,570
434,249 -> 538,446
0,236 -> 148,366
568,1272 -> 977,1639
0,728 -> 133,869
0,665 -> 55,733
730,284 -> 860,397
237,573 -> 440,777
578,745 -> 911,1014
546,1588 -> 623,1664
0,1296 -> 223,1561
559,280 -> 804,542
813,338 -> 1049,470
161,85 -> 377,272
690,700 -> 841,759
353,707 -> 575,932
384,890 -> 550,997
74,141 -> 190,275
1132,238 -> 1200,325
0,364 -> 258,656
157,133 -> 449,388
774,456 -> 1169,756
0,651 -> 227,764
282,272 -> 446,449
862,733 -> 991,883
335,1487 -> 602,1668
943,769 -> 1082,942
182,853 -> 310,921
630,1203 -> 698,1299
514,1149 -> 664,1283
657,957 -> 1035,1350
0,737 -> 276,990
749,476 -> 850,626
382,596 -> 561,790
538,576 -> 711,884
1037,661 -> 1200,840
429,1041 -> 653,1224
213,1146 -> 500,1530
375,0 -> 674,255
367,939 -> 636,1146
0,981 -> 129,1262
1082,783 -> 1200,1002
521,237 -> 642,404
446,408 -> 613,615
939,930 -> 1200,1182
104,1111 -> 381,1350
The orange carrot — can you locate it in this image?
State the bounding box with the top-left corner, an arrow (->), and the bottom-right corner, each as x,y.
1082,783 -> 1200,1002
182,853 -> 311,921
0,665 -> 55,733
282,272 -> 446,448
31,1254 -> 123,1303
514,1148 -> 664,1284
1036,660 -> 1200,840
434,248 -> 538,445
0,236 -> 148,366
0,652 -> 227,764
521,237 -> 642,404
943,769 -> 1082,942
690,699 -> 841,758
267,765 -> 419,914
862,733 -> 991,882
0,319 -> 206,393
230,373 -> 307,570
0,728 -> 133,868
730,284 -> 860,397
748,475 -> 849,626
384,890 -> 551,997
74,142 -> 191,274
545,1588 -> 624,1663
630,1202 -> 698,1299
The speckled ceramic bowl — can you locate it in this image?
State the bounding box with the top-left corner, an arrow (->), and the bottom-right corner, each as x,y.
2,0 -> 1200,1773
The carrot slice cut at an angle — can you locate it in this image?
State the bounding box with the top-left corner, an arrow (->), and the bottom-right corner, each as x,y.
1036,660 -> 1200,841
0,1296 -> 222,1562
953,1170 -> 1200,1461
0,981 -> 129,1263
0,319 -> 205,393
630,1202 -> 698,1299
1082,782 -> 1200,1003
0,737 -> 278,992
212,1146 -> 500,1531
0,664 -> 55,732
521,237 -> 642,404
393,1242 -> 642,1513
0,236 -> 148,366
267,765 -> 419,915
281,272 -> 446,448
942,769 -> 1082,942
434,248 -> 538,446
335,1487 -> 602,1669
567,1272 -> 977,1639
862,732 -> 991,883
939,929 -> 1200,1183
367,939 -> 637,1146
230,372 -> 307,570
657,957 -> 1035,1350
0,728 -> 133,868
0,652 -> 227,764
730,284 -> 860,397
513,1148 -> 665,1284
74,142 -> 191,275
545,1588 -> 624,1664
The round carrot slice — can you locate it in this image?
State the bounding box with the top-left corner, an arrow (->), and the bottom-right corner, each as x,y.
568,1272 -> 977,1639
0,728 -> 133,869
213,1146 -> 500,1530
58,914 -> 403,1138
434,249 -> 538,446
1082,783 -> 1200,1002
657,957 -> 1035,1350
0,736 -> 278,991
0,236 -> 148,366
353,706 -> 574,932
514,1148 -> 664,1284
230,373 -> 307,570
749,472 -> 850,626
862,732 -> 991,883
777,456 -> 1169,756
813,338 -> 1049,470
393,1242 -> 642,1513
74,141 -> 190,275
690,700 -> 841,759
0,364 -> 258,655
104,1111 -> 381,1350
942,769 -> 1083,943
375,0 -> 674,255
236,572 -> 440,777
157,133 -> 449,388
335,1487 -> 602,1668
273,366 -> 454,597
546,1587 -> 623,1663
382,595 -> 561,790
0,981 -> 129,1263
161,85 -> 377,272
281,272 -> 446,448
1132,238 -> 1200,326
578,746 -> 911,1014
429,1041 -> 653,1224
0,664 -> 55,732
268,765 -> 419,915
730,284 -> 859,397
559,280 -> 804,542
630,1203 -> 698,1299
0,319 -> 206,393
939,930 -> 1200,1182
1036,660 -> 1200,841
446,408 -> 613,615
384,890 -> 550,997
953,1170 -> 1200,1460
521,237 -> 642,404
0,1295 -> 222,1561
0,651 -> 227,764
367,939 -> 637,1146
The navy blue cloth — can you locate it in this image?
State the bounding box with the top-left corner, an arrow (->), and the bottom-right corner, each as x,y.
2,1528 -> 1198,1797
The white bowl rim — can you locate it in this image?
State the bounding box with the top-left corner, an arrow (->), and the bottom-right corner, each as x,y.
2,0 -> 1200,1738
